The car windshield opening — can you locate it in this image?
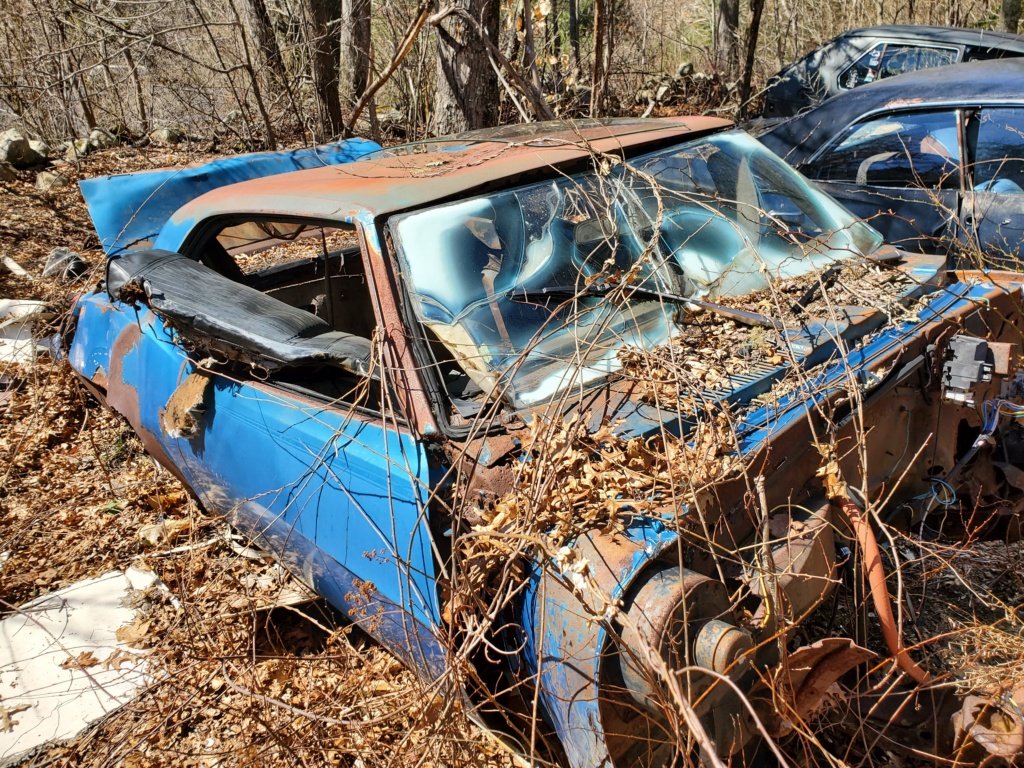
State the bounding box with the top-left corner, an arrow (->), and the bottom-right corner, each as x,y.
389,130 -> 883,410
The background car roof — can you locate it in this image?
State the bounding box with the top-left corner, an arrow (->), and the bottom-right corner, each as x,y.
836,24 -> 1024,51
163,117 -> 731,238
759,58 -> 1024,165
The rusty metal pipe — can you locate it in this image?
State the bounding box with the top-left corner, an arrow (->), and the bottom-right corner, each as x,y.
840,496 -> 931,686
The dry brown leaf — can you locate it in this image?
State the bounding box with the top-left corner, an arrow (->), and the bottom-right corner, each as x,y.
138,518 -> 192,547
60,650 -> 100,669
115,619 -> 152,645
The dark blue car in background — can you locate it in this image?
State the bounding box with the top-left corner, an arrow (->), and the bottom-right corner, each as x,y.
760,59 -> 1024,267
759,25 -> 1024,118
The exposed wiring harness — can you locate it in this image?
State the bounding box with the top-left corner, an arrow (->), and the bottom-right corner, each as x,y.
981,397 -> 1024,437
915,398 -> 1024,529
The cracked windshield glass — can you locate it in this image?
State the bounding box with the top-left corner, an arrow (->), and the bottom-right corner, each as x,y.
390,131 -> 883,408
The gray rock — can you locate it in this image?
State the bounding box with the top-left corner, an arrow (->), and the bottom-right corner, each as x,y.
43,247 -> 88,280
65,138 -> 91,162
88,128 -> 118,150
28,139 -> 49,159
35,171 -> 69,191
0,129 -> 45,168
0,162 -> 16,181
149,127 -> 184,144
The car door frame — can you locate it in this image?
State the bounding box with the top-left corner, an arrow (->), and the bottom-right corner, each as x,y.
958,100 -> 1024,269
70,210 -> 453,680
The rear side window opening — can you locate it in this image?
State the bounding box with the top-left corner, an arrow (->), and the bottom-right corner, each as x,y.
184,217 -> 375,338
838,42 -> 959,90
176,217 -> 382,407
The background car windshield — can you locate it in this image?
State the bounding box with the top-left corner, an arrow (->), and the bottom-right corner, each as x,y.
390,131 -> 882,408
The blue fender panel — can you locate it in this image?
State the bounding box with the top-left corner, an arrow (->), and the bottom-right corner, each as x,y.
518,519 -> 680,768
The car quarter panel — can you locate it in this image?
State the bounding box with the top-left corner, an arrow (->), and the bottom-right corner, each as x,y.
79,138 -> 382,256
69,295 -> 447,679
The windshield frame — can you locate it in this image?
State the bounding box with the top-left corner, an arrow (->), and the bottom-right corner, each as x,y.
385,128 -> 884,417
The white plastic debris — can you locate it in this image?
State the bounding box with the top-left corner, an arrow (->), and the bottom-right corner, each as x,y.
0,299 -> 54,364
0,570 -> 155,763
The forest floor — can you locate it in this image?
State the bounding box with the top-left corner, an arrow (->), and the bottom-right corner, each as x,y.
0,142 -> 512,768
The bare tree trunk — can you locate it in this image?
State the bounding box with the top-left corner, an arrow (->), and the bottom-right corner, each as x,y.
715,0 -> 739,78
303,0 -> 344,138
522,0 -> 543,93
567,0 -> 580,75
1003,0 -> 1022,31
590,0 -> 613,116
738,0 -> 765,108
504,0 -> 523,68
226,0 -> 278,148
430,0 -> 500,135
947,0 -> 963,26
339,0 -> 371,109
44,0 -> 97,133
546,0 -> 561,84
346,0 -> 431,133
69,53 -> 98,131
98,36 -> 127,131
123,46 -> 148,132
243,0 -> 306,139
429,4 -> 553,123
245,0 -> 288,80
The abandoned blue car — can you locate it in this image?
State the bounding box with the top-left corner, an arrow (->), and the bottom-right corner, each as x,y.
68,118 -> 1024,766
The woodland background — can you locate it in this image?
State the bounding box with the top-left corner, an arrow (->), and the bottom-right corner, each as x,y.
0,0 -> 1019,151
2,1 -> 1024,767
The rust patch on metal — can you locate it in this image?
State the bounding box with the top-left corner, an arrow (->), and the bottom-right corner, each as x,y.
161,369 -> 212,438
90,366 -> 109,390
886,97 -> 925,108
170,119 -> 732,226
784,639 -> 875,731
359,221 -> 437,436
990,341 -> 1017,376
106,322 -> 142,426
106,322 -> 191,488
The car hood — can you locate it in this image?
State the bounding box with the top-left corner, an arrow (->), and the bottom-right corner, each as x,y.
524,251 -> 945,445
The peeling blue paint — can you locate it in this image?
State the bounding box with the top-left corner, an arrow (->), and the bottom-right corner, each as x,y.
69,294 -> 445,679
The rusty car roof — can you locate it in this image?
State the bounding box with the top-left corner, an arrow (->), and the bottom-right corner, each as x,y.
167,117 -> 732,229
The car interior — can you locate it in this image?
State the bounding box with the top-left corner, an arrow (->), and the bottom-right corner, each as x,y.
113,219 -> 384,409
